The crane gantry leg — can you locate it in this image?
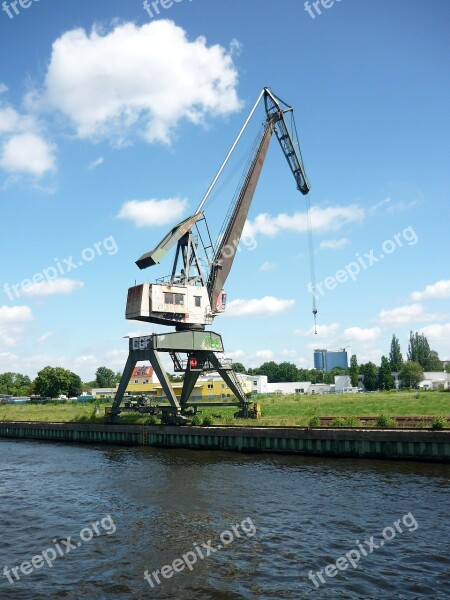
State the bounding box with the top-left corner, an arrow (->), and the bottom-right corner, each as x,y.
108,332 -> 250,424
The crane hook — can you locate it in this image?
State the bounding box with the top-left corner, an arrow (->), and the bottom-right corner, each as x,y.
313,308 -> 318,335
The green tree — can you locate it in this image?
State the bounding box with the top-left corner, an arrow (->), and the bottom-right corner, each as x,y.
426,350 -> 442,371
309,369 -> 324,384
349,355 -> 359,387
68,372 -> 82,397
407,331 -> 429,368
323,371 -> 334,384
34,366 -> 75,398
389,335 -> 403,372
323,367 -> 347,385
167,372 -> 184,382
253,361 -> 277,383
0,372 -> 31,396
297,368 -> 312,381
407,331 -> 440,370
276,362 -> 300,382
400,361 -> 423,389
232,362 -> 247,374
378,356 -> 394,390
95,366 -> 116,388
361,362 -> 378,391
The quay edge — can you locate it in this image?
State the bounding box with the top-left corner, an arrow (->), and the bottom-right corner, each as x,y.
0,422 -> 449,462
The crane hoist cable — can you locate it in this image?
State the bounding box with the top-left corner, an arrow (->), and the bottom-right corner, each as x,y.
290,110 -> 318,333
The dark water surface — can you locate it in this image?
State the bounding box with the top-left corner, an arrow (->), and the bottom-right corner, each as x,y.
0,439 -> 449,599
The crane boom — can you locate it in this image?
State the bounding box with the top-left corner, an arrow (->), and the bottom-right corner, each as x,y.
207,121 -> 274,310
206,87 -> 311,309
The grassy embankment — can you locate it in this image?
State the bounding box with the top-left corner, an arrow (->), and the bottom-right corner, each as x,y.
0,391 -> 448,427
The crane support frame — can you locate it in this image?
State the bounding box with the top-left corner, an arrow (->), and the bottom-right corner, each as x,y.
108,333 -> 250,424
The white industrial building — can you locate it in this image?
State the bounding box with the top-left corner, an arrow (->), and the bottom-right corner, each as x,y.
418,372 -> 450,391
265,381 -> 312,395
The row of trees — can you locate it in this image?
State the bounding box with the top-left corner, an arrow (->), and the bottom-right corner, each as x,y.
389,332 -> 442,372
234,331 -> 445,390
0,373 -> 32,396
0,366 -> 122,399
0,331 -> 444,397
236,361 -> 348,384
348,331 -> 443,390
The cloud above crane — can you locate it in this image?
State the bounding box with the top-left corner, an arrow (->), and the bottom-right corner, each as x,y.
224,296 -> 295,318
117,197 -> 188,227
243,204 -> 364,241
29,20 -> 242,146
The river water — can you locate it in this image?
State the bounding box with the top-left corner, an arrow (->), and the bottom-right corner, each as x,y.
0,439 -> 448,599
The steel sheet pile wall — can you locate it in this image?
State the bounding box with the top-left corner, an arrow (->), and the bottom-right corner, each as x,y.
0,422 -> 448,461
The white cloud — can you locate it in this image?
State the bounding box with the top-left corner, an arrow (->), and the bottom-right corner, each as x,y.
319,238 -> 349,250
378,303 -> 424,325
386,200 -> 420,214
0,94 -> 55,178
369,197 -> 391,214
22,279 -> 84,297
38,21 -> 242,144
343,326 -> 381,341
253,350 -> 274,361
301,323 -> 340,338
0,351 -> 20,372
88,156 -> 104,170
259,261 -> 277,272
411,280 -> 450,301
37,332 -> 54,343
0,305 -> 33,347
117,197 -> 188,227
358,348 -> 383,365
0,305 -> 33,324
0,106 -> 20,134
226,349 -> 246,360
418,323 -> 450,344
0,346 -> 129,381
244,204 -> 364,240
0,83 -> 9,94
0,132 -> 56,176
379,304 -> 449,326
225,296 -> 295,317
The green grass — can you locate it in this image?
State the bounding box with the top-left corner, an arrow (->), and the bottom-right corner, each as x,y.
0,391 -> 448,427
193,391 -> 450,427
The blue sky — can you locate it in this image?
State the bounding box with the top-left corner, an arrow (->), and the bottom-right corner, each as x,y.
0,0 -> 448,380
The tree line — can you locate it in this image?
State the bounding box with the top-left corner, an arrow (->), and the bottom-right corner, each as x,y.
0,331 -> 445,397
0,366 -> 122,399
235,331 -> 446,390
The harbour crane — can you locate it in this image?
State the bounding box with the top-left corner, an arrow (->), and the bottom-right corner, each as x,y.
109,88 -> 316,424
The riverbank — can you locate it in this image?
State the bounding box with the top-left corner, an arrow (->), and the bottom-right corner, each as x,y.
1,421 -> 449,462
0,390 -> 448,427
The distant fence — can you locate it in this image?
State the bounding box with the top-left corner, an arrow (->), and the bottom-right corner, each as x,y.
317,416 -> 448,427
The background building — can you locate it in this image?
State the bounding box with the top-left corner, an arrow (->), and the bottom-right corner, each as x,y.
314,349 -> 348,372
